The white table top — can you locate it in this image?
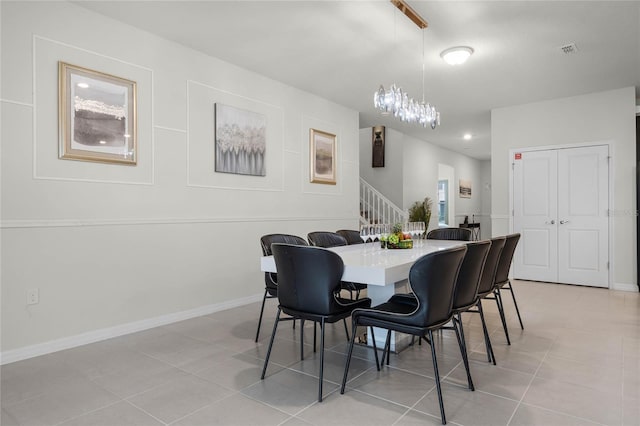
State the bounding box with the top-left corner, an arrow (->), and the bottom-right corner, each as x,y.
260,240 -> 466,286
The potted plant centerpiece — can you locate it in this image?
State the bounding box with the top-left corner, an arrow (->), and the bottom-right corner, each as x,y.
408,196 -> 433,239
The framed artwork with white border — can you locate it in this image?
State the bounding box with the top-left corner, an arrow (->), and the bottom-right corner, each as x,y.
59,61 -> 137,165
310,128 -> 336,185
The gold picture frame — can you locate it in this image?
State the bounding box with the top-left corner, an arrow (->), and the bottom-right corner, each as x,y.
59,61 -> 137,165
310,128 -> 336,185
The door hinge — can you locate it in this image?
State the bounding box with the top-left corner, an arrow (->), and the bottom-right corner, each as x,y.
512,163 -> 515,170
607,261 -> 610,270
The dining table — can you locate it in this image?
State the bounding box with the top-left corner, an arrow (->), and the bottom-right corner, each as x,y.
260,238 -> 467,351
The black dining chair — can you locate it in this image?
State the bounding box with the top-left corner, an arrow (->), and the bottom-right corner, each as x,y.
379,241 -> 490,390
471,236 -> 506,364
336,229 -> 364,245
308,231 -> 367,300
486,233 -> 522,345
261,243 -> 371,402
427,227 -> 472,241
255,234 -> 308,342
445,240 -> 490,386
341,246 -> 467,425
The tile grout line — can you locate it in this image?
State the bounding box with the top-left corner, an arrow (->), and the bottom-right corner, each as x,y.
505,330 -> 558,426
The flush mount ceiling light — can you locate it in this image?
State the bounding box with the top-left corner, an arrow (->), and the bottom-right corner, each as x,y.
373,0 -> 440,129
463,133 -> 472,140
440,46 -> 474,65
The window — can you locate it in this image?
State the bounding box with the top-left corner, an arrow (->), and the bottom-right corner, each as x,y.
438,179 -> 449,226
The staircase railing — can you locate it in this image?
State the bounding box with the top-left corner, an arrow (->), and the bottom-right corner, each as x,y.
360,178 -> 406,226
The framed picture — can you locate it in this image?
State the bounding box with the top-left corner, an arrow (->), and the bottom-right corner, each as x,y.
59,62 -> 137,165
372,125 -> 385,167
310,128 -> 336,185
214,103 -> 266,176
459,179 -> 472,198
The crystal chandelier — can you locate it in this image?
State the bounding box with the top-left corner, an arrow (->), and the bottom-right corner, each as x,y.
373,84 -> 440,129
373,0 -> 440,129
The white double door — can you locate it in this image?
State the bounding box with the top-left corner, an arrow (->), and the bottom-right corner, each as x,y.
512,145 -> 609,287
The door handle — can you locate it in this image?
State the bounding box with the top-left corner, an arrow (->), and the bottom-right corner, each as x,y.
559,220 -> 569,224
545,220 -> 555,225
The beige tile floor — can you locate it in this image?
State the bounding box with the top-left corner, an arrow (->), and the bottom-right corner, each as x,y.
2,280 -> 639,425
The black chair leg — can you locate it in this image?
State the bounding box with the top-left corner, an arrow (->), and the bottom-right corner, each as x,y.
313,321 -> 317,353
453,314 -> 474,391
341,321 -> 359,393
386,331 -> 391,366
343,319 -> 350,341
318,318 -> 326,402
261,308 -> 281,379
370,327 -> 380,371
255,290 -> 268,342
477,300 -> 496,365
427,330 -> 447,425
506,280 -> 524,330
494,289 -> 511,345
380,330 -> 391,366
300,319 -> 305,360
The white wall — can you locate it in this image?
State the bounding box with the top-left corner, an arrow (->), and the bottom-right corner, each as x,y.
479,160 -> 492,239
0,1 -> 361,360
359,127 -> 485,233
358,127 -> 404,208
491,87 -> 637,289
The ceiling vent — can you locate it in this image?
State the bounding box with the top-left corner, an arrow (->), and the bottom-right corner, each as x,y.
560,43 -> 579,54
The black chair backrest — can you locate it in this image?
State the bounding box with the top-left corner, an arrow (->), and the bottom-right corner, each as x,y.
477,237 -> 506,296
426,228 -> 472,241
407,246 -> 467,327
336,229 -> 364,245
452,240 -> 491,311
494,233 -> 521,286
260,234 -> 308,291
260,234 -> 308,256
307,231 -> 348,248
271,244 -> 344,315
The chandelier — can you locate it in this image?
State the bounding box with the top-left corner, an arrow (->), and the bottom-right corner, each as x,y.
373,0 -> 440,130
373,84 -> 440,129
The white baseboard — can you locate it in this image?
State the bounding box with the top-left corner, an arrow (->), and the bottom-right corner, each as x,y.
611,282 -> 639,292
0,293 -> 263,365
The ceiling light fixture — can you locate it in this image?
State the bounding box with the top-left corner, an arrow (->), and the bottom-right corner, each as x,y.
463,133 -> 472,140
440,46 -> 474,65
373,0 -> 440,129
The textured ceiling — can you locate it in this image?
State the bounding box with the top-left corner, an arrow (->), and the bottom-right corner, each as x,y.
76,1 -> 640,160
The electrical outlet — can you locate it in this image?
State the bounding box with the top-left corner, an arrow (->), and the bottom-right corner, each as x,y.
27,288 -> 39,305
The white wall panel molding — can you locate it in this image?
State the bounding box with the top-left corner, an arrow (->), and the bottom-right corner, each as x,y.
186,79 -> 285,191
155,125 -> 187,133
0,215 -> 356,229
0,293 -> 262,365
1,98 -> 33,108
491,214 -> 511,220
32,35 -> 155,185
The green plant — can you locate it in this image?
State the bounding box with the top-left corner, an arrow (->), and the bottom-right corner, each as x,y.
408,197 -> 433,231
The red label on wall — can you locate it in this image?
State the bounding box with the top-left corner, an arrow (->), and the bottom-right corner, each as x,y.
515,153 -> 522,160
